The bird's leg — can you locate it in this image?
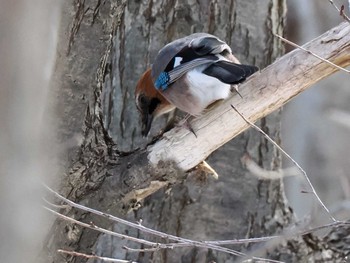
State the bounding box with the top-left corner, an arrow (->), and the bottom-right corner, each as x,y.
231,84 -> 243,98
161,112 -> 197,137
177,114 -> 197,137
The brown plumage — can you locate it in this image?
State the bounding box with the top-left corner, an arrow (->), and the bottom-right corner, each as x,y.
135,69 -> 175,136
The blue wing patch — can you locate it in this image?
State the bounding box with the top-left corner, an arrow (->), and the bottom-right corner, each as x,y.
154,72 -> 170,91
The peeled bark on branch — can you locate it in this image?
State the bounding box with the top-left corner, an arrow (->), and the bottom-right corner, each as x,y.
148,22 -> 350,171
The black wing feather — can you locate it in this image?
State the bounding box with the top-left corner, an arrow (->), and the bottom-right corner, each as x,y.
203,61 -> 259,84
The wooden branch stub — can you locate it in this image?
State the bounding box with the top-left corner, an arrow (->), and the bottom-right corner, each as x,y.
147,22 -> 350,171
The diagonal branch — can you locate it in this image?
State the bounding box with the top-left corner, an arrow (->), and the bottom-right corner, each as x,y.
148,22 -> 350,171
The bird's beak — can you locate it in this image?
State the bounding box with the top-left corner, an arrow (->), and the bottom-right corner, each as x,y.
141,112 -> 154,137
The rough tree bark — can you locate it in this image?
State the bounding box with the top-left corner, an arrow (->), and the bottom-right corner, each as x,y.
43,1 -> 349,263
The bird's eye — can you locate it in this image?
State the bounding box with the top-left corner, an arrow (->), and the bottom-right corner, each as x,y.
138,95 -> 147,105
137,95 -> 147,111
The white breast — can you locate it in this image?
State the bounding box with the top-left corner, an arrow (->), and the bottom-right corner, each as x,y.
185,66 -> 231,109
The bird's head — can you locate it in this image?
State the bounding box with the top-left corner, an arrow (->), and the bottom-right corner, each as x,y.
135,68 -> 175,136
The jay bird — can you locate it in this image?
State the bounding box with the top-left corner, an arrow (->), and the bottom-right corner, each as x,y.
135,33 -> 258,136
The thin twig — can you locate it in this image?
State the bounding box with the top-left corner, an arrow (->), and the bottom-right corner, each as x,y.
328,0 -> 350,22
44,206 -> 161,248
299,220 -> 350,235
43,184 -> 284,263
123,245 -> 166,252
44,185 -> 350,260
44,202 -> 245,258
274,33 -> 350,74
47,199 -> 349,247
243,219 -> 350,261
205,220 -> 350,246
43,197 -> 70,209
204,236 -> 278,246
58,249 -> 138,263
46,205 -> 191,252
230,105 -> 337,222
45,196 -> 290,248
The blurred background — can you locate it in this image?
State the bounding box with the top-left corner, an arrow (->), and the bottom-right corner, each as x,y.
0,1 -> 61,262
283,0 -> 350,224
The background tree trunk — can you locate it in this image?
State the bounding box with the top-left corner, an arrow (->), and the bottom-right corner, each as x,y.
43,1 -> 346,263
284,0 -> 350,224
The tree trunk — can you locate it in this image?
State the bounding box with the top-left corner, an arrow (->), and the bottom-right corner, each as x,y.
43,1 -> 347,263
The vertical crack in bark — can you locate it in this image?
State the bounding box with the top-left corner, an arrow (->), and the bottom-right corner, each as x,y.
106,77 -> 114,129
117,8 -> 126,138
95,1 -> 127,147
226,0 -> 236,45
144,0 -> 154,67
67,0 -> 86,55
264,1 -> 276,66
91,0 -> 102,25
175,188 -> 189,237
166,0 -> 178,41
208,0 -> 216,34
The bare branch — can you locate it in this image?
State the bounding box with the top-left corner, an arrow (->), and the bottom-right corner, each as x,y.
328,0 -> 350,22
44,206 -> 160,248
230,105 -> 337,222
45,184 -> 350,261
44,185 -> 284,262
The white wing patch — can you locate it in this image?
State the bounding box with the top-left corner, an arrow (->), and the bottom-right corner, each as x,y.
173,57 -> 183,68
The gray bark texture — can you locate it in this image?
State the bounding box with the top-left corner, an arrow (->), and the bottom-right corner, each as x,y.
43,1 -> 347,263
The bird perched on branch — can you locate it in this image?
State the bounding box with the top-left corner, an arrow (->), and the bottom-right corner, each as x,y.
135,33 -> 258,136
